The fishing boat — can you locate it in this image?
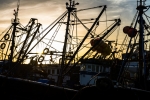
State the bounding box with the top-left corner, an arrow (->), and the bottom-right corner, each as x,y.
71,0 -> 150,99
0,0 -> 80,99
0,0 -> 117,99
0,0 -> 150,100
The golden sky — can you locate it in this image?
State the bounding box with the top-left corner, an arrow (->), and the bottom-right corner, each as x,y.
0,0 -> 150,64
1,0 -> 149,32
0,0 -> 149,37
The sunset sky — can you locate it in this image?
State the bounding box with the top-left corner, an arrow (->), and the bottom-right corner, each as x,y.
0,0 -> 150,38
1,0 -> 150,32
0,0 -> 150,63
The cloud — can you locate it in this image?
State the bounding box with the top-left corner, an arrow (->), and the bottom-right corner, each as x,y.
0,0 -> 150,31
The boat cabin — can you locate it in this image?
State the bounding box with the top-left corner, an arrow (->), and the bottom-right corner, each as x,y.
79,58 -> 110,86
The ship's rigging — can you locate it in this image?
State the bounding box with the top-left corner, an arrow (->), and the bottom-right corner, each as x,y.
0,0 -> 123,85
0,0 -> 150,100
115,0 -> 150,90
0,2 -> 121,63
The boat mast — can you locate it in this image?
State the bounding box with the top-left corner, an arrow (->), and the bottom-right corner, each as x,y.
137,0 -> 146,87
10,0 -> 20,64
57,0 -> 79,86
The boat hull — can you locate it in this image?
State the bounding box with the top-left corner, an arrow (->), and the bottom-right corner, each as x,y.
0,75 -> 77,100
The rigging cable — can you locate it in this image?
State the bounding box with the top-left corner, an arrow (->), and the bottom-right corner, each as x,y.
105,6 -> 108,32
117,11 -> 139,84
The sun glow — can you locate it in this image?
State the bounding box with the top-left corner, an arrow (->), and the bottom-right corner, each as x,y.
0,0 -> 127,65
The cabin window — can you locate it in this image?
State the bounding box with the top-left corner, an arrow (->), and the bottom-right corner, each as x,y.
103,67 -> 106,72
100,66 -> 102,72
88,65 -> 91,71
96,65 -> 99,72
48,69 -> 51,74
92,65 -> 95,72
57,69 -> 59,74
52,69 -> 55,74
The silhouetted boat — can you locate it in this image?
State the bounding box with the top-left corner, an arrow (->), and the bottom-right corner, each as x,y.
0,0 -> 150,100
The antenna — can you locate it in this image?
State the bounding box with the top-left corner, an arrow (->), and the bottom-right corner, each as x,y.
10,0 -> 20,65
17,0 -> 20,13
13,0 -> 20,19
